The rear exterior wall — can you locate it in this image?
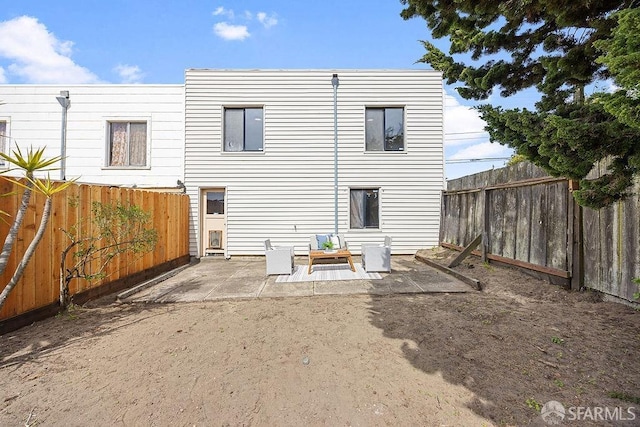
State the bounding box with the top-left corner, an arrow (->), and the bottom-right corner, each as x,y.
184,69 -> 444,256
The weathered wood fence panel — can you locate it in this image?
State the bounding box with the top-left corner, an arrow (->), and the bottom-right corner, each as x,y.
441,162 -> 639,303
442,163 -> 572,280
583,163 -> 640,301
0,178 -> 191,322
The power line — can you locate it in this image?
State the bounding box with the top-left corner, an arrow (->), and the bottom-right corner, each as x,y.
446,157 -> 511,164
446,136 -> 491,141
444,131 -> 488,135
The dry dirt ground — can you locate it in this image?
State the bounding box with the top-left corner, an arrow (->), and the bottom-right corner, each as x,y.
1,248 -> 639,426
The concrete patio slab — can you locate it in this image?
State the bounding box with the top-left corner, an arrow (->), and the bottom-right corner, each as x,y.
313,280 -> 373,296
119,255 -> 475,304
260,281 -> 314,298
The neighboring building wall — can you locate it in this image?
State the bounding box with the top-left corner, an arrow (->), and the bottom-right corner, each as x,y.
184,69 -> 444,256
0,85 -> 184,188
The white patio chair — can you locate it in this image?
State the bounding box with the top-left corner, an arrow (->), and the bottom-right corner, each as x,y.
264,239 -> 295,275
361,236 -> 391,272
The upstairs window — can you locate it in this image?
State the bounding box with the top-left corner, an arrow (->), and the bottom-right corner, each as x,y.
365,107 -> 404,151
350,188 -> 380,229
108,121 -> 147,167
224,107 -> 263,152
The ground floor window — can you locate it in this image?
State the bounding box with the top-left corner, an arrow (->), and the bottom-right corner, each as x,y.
350,188 -> 379,229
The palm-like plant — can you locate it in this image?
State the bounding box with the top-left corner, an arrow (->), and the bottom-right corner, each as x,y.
0,146 -> 75,311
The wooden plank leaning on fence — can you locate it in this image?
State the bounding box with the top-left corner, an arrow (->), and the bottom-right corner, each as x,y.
448,234 -> 482,268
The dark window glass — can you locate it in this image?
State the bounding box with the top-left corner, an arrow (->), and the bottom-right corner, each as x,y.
350,189 -> 379,229
365,107 -> 404,151
224,108 -> 263,152
206,191 -> 224,214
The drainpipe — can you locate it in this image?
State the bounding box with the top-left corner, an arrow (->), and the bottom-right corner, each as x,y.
331,74 -> 339,235
56,90 -> 70,181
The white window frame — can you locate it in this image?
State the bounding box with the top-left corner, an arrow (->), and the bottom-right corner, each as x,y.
222,106 -> 264,153
0,117 -> 11,168
364,106 -> 406,152
103,118 -> 151,169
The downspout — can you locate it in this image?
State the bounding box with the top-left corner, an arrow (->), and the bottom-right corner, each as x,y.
56,90 -> 70,181
331,74 -> 339,235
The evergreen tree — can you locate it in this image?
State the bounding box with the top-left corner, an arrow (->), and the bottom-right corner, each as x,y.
401,0 -> 640,208
594,8 -> 640,131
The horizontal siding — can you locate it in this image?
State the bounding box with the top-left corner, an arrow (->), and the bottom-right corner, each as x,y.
185,69 -> 444,256
0,85 -> 185,188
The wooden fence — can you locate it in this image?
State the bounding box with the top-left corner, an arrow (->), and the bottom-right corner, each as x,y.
0,178 -> 191,327
582,163 -> 640,302
442,162 -> 639,303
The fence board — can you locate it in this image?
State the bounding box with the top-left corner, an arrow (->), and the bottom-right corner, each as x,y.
20,188 -> 37,313
582,206 -> 600,290
621,190 -> 640,300
458,193 -> 468,246
545,182 -> 568,271
601,205 -> 615,295
34,190 -> 53,307
515,185 -> 531,262
489,189 -> 505,256
502,188 -> 517,259
0,178 -> 190,322
142,191 -> 155,270
113,187 -> 126,283
529,183 -> 547,267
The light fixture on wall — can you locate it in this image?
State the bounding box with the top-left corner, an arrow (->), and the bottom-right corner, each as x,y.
331,73 -> 339,235
56,90 -> 70,181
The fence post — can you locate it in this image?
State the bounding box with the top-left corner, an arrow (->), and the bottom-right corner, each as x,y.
570,196 -> 584,291
482,188 -> 489,263
567,179 -> 584,291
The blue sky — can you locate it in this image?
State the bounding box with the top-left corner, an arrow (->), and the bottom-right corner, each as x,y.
0,0 -> 523,179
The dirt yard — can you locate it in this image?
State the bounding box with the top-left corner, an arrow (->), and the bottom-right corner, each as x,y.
1,248 -> 639,426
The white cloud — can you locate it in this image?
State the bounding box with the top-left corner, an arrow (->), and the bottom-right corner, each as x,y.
444,93 -> 488,147
448,141 -> 510,161
0,16 -> 100,84
602,78 -> 618,94
114,64 -> 144,84
211,7 -> 277,41
213,6 -> 234,19
0,67 -> 6,83
257,12 -> 278,29
443,93 -> 514,179
213,22 -> 250,41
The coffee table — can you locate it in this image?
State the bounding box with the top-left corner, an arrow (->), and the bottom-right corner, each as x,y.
308,249 -> 356,274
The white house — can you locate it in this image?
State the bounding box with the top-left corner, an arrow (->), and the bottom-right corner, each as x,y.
184,69 -> 444,257
0,70 -> 444,258
0,85 -> 184,188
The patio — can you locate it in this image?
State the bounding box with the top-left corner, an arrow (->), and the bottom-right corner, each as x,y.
118,255 -> 473,303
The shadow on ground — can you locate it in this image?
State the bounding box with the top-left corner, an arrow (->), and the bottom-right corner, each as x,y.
366,250 -> 640,426
0,302 -> 170,371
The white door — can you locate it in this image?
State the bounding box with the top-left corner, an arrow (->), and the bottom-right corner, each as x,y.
201,189 -> 226,256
